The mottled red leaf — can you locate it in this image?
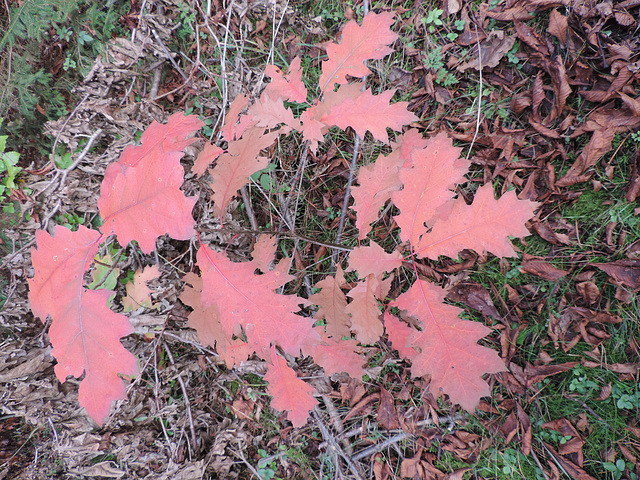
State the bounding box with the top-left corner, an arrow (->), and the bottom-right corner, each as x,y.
98,113 -> 202,253
347,241 -> 403,279
265,350 -> 318,427
392,133 -> 469,246
416,185 -> 538,260
319,11 -> 398,93
392,279 -> 506,411
264,57 -> 307,103
28,226 -> 139,425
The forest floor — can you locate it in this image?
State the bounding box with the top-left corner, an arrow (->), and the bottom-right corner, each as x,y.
1,0 -> 640,479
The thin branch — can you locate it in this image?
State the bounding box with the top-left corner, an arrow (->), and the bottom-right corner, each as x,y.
313,409 -> 366,480
465,21 -> 483,162
162,341 -> 198,458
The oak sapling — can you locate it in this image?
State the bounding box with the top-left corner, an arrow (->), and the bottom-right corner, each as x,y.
28,11 -> 538,426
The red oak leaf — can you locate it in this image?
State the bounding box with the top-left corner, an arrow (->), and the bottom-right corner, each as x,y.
265,350 -> 318,427
415,184 -> 539,260
28,226 -> 139,425
347,241 -> 403,279
193,142 -> 224,178
196,242 -> 319,358
321,86 -> 418,144
300,83 -> 364,151
351,150 -> 403,239
391,128 -> 429,165
345,274 -> 384,344
209,127 -> 279,218
264,57 -> 307,103
392,279 -> 506,411
384,312 -> 418,361
303,329 -> 365,378
250,234 -> 279,272
220,94 -> 249,142
247,94 -> 301,132
181,272 -> 252,368
98,113 -> 202,254
391,133 -> 469,246
309,265 -> 351,339
319,11 -> 398,93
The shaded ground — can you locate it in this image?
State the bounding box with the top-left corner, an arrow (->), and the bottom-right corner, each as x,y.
1,0 -> 640,479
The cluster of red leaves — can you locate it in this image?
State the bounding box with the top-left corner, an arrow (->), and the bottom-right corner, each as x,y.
28,11 -> 538,427
28,114 -> 203,423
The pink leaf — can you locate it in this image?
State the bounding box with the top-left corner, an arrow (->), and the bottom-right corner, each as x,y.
265,351 -> 318,427
347,241 -> 403,279
322,86 -> 418,143
391,133 -> 469,246
220,94 -> 249,142
209,127 -> 279,218
351,149 -> 404,240
98,113 -> 202,253
193,142 -> 223,178
309,265 -> 351,339
319,11 -> 398,93
392,280 -> 506,411
28,226 -> 139,425
345,275 -> 384,344
416,185 -> 539,260
384,313 -> 418,361
264,57 -> 307,103
303,330 -> 365,378
196,242 -> 318,358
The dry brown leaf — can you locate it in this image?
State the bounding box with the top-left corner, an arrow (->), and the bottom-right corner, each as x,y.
444,468 -> 471,480
446,282 -> 502,321
377,387 -> 399,430
548,9 -> 568,45
457,31 -> 515,72
575,282 -> 600,305
400,445 -> 424,478
519,257 -> 569,281
592,259 -> 640,289
517,402 -> 532,456
525,362 -> 578,387
596,383 -> 612,401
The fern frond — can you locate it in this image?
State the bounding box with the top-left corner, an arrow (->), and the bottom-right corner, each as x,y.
0,0 -> 79,52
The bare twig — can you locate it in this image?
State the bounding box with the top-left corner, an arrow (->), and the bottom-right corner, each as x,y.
465,22 -> 483,162
313,409 -> 366,480
151,29 -> 189,83
153,345 -> 176,460
58,128 -> 103,186
231,439 -> 262,479
48,93 -> 90,172
162,341 -> 198,457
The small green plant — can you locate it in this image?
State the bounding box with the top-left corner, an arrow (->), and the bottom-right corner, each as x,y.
423,47 -> 458,86
0,129 -> 22,213
603,459 -> 637,480
53,211 -> 85,230
422,8 -> 444,33
256,448 -> 283,480
568,366 -> 598,395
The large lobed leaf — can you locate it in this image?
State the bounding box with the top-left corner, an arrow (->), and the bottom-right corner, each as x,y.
391,133 -> 469,246
319,11 -> 398,93
28,226 -> 139,424
98,113 -> 202,254
196,242 -> 319,359
388,280 -> 506,412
